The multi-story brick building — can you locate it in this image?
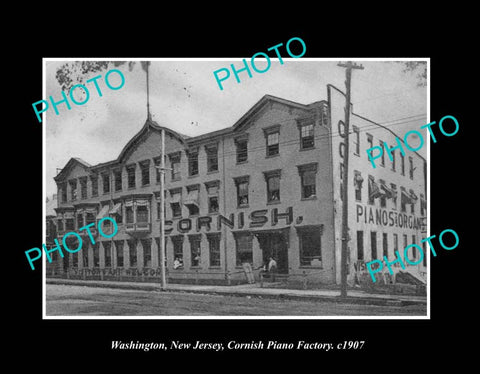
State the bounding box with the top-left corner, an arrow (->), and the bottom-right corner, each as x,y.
49,88 -> 426,286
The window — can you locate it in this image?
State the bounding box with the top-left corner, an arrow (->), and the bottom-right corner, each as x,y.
300,123 -> 314,149
235,233 -> 252,266
115,240 -> 124,267
104,241 -> 112,267
114,169 -> 122,191
136,205 -> 149,223
140,160 -> 150,186
102,173 -> 110,194
172,236 -> 184,267
400,187 -> 407,212
298,226 -> 322,267
371,231 -> 377,260
266,131 -> 279,156
409,156 -> 414,179
57,218 -> 64,232
379,140 -> 385,167
90,175 -> 98,197
420,194 -> 426,216
207,233 -> 221,267
127,165 -> 136,189
76,212 -> 83,229
234,176 -> 249,207
383,233 -> 388,258
422,241 -> 427,267
400,153 -> 405,176
393,233 -> 399,255
93,243 -> 100,267
205,181 -> 220,214
379,179 -> 386,208
187,149 -> 199,177
391,184 -> 397,209
141,238 -> 151,267
80,177 -> 87,199
126,205 -> 134,224
171,202 -> 182,218
354,171 -> 363,202
185,185 -> 200,216
168,152 -> 181,181
353,126 -> 360,155
357,231 -> 364,260
207,196 -> 218,213
298,163 -> 317,199
128,239 -> 137,267
206,145 -> 218,173
403,235 -> 408,257
236,139 -> 248,163
189,235 -> 201,267
391,150 -> 396,171
65,218 -> 75,231
411,235 -> 417,261
264,170 -> 281,203
368,175 -> 380,205
69,180 -> 77,201
366,133 -> 373,150
59,182 -> 67,203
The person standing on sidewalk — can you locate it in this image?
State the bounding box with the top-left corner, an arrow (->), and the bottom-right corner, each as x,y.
268,256 -> 277,282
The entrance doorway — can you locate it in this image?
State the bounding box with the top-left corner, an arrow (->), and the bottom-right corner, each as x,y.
255,229 -> 289,274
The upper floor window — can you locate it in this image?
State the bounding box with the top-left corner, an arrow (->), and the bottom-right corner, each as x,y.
187,149 -> 199,177
69,179 -> 77,201
300,123 -> 314,150
235,137 -> 248,163
168,152 -> 181,181
205,144 -> 219,173
266,131 -> 279,156
140,160 -> 150,186
234,176 -> 249,208
102,173 -> 110,194
409,156 -> 414,179
297,163 -> 317,199
264,169 -> 281,203
79,177 -> 88,199
113,169 -> 122,192
127,165 -> 136,189
90,175 -> 98,197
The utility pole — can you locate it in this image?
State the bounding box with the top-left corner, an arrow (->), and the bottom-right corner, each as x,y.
337,61 -> 364,298
144,61 -> 167,290
159,128 -> 167,290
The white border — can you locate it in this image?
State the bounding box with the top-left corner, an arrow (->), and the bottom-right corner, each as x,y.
42,57 -> 430,320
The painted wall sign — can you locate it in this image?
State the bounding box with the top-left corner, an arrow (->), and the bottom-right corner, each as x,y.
356,203 -> 425,230
165,207 -> 295,234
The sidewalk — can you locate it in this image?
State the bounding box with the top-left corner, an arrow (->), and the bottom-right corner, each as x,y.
46,278 -> 427,306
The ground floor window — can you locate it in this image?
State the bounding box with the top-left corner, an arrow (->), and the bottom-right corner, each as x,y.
128,239 -> 137,267
104,241 -> 112,267
172,236 -> 184,268
357,230 -> 364,260
207,233 -> 221,267
235,233 -> 253,266
189,235 -> 202,267
115,240 -> 124,267
298,227 -> 322,267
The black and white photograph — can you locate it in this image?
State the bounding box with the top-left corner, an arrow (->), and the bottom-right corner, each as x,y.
42,58 -> 428,318
11,21 -> 472,366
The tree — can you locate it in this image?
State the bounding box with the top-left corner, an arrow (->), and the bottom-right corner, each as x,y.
55,61 -> 149,91
397,61 -> 427,87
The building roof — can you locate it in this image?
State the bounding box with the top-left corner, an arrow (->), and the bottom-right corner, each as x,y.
46,194 -> 57,217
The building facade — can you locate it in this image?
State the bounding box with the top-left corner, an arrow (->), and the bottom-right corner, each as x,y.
49,90 -> 426,286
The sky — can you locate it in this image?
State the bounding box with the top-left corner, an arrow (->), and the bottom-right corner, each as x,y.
44,59 -> 428,198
